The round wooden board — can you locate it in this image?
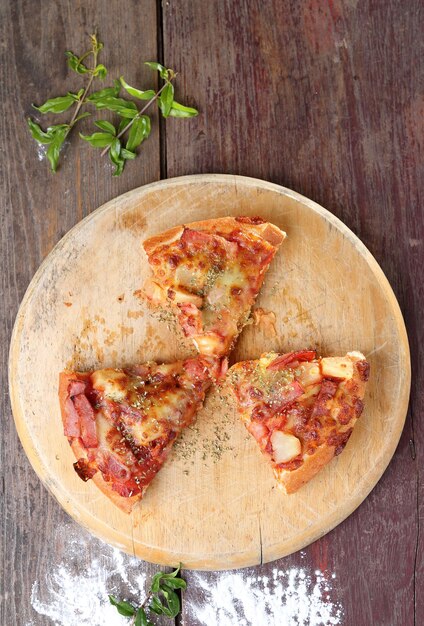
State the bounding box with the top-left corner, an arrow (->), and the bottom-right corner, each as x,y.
9,174 -> 410,570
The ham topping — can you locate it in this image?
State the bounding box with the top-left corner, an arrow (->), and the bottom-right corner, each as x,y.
267,350 -> 317,371
73,394 -> 98,448
63,379 -> 98,447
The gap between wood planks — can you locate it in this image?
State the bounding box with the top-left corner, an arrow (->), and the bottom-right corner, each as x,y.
157,0 -> 167,182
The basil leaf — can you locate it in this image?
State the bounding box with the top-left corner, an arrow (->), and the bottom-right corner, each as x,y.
65,51 -> 90,74
167,565 -> 182,578
168,101 -> 198,118
120,77 -> 155,100
27,119 -> 53,144
33,94 -> 76,114
150,572 -> 163,594
94,97 -> 138,118
46,125 -> 68,172
72,89 -> 85,101
160,577 -> 186,590
126,115 -> 151,151
94,120 -> 116,134
121,148 -> 136,160
118,118 -> 129,134
144,61 -> 169,79
109,138 -> 125,176
160,588 -> 180,617
87,81 -> 120,103
110,137 -> 121,159
135,607 -> 150,626
158,83 -> 174,118
108,595 -> 136,617
79,132 -> 115,147
149,596 -> 164,615
94,63 -> 107,79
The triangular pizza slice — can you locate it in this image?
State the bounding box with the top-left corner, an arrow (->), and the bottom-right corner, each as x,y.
59,356 -> 222,512
142,216 -> 285,357
228,350 -> 369,493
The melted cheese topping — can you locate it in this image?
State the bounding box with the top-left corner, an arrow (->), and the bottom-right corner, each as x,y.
91,361 -> 211,447
92,369 -> 128,402
125,387 -> 192,444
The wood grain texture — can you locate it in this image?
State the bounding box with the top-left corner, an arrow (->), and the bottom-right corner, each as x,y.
0,2 -> 170,625
162,0 -> 423,624
9,175 -> 409,570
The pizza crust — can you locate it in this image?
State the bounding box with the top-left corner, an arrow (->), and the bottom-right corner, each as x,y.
70,439 -> 143,514
274,444 -> 336,494
143,216 -> 286,256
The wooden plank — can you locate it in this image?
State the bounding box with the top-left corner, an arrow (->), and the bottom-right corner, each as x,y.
162,0 -> 422,623
0,1 -> 169,625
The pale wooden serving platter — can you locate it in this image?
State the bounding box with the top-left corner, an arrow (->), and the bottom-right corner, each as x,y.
9,174 -> 410,570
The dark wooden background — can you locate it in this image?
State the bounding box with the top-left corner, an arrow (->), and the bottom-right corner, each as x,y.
1,1 -> 423,624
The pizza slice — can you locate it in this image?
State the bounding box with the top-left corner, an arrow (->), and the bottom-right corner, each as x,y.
228,350 -> 370,493
59,355 -> 222,512
142,216 -> 285,357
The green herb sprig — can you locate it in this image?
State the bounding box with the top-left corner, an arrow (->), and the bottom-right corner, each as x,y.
109,565 -> 186,625
27,34 -> 198,176
28,33 -> 105,172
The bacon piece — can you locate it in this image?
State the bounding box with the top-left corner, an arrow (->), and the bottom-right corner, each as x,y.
184,356 -> 210,382
177,302 -> 202,336
356,360 -> 370,382
251,404 -> 274,421
63,398 -> 81,438
127,364 -> 150,378
104,454 -> 132,482
181,227 -> 238,258
62,378 -> 89,438
328,428 -> 353,455
311,379 -> 339,418
68,380 -> 87,396
267,350 -> 317,370
246,420 -> 269,447
112,482 -> 139,497
265,415 -> 287,431
73,394 -> 98,448
181,227 -> 214,246
272,381 -> 304,410
354,398 -> 364,417
219,357 -> 229,379
235,216 -> 265,225
73,458 -> 97,482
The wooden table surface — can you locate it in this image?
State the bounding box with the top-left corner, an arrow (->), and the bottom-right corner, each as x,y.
1,1 -> 422,625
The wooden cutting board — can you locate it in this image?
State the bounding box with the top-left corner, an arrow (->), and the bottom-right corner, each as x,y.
9,174 -> 410,570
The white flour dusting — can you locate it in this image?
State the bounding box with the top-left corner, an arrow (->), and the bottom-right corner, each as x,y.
27,526 -> 342,626
184,565 -> 342,626
36,143 -> 47,161
26,524 -> 147,626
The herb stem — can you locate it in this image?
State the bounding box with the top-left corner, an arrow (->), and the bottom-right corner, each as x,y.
141,591 -> 153,609
100,77 -> 175,157
129,591 -> 152,625
68,45 -> 99,129
69,74 -> 95,128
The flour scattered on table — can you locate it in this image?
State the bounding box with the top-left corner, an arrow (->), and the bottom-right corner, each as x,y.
26,523 -> 342,626
184,566 -> 343,626
25,524 -> 147,626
